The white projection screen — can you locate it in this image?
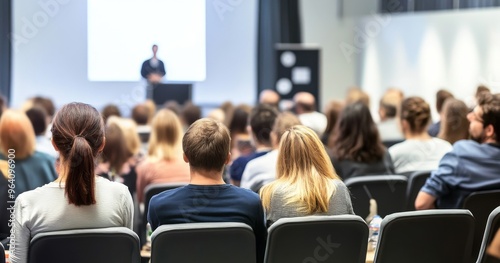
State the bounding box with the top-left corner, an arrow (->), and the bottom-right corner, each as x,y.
87,0 -> 206,82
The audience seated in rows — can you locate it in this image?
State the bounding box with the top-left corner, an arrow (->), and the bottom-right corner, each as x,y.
377,88 -> 404,142
229,104 -> 278,186
260,125 -> 354,227
329,102 -> 395,180
147,118 -> 267,263
10,103 -> 133,263
389,97 -> 452,174
416,92 -> 500,209
428,89 -> 454,137
437,98 -> 470,144
240,112 -> 300,192
293,92 -> 327,137
136,109 -> 190,203
96,122 -> 137,196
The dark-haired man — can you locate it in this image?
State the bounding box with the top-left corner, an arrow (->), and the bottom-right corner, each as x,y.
416,92 -> 500,209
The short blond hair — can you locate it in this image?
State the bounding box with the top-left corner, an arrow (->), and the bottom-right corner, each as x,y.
183,118 -> 230,172
0,110 -> 36,159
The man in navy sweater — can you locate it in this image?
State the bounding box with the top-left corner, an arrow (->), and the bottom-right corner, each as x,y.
148,118 -> 267,262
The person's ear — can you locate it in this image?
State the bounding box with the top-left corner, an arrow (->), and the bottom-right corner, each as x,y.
485,124 -> 495,140
225,152 -> 231,165
51,138 -> 59,152
98,137 -> 106,152
183,153 -> 189,163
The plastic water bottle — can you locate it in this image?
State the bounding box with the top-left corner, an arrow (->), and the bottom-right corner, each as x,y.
368,215 -> 382,251
146,223 -> 152,244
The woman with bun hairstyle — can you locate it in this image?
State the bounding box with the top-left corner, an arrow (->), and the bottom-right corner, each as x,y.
389,97 -> 453,174
11,103 -> 133,263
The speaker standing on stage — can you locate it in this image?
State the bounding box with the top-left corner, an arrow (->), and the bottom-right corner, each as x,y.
141,44 -> 166,84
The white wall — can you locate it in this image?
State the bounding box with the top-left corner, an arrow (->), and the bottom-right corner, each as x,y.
11,0 -> 257,113
358,8 -> 500,120
299,0 -> 364,110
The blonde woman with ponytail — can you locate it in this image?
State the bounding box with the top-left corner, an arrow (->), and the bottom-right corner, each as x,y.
11,103 -> 133,263
260,125 -> 353,226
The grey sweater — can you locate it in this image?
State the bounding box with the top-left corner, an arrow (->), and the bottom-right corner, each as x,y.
266,179 -> 354,226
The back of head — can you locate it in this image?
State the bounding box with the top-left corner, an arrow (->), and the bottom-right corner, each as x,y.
102,122 -> 129,174
293,92 -> 316,113
26,106 -> 48,136
401,96 -> 431,134
183,118 -> 230,173
229,106 -> 251,135
262,125 -> 338,214
101,104 -> 121,123
331,102 -> 385,162
379,88 -> 404,119
436,89 -> 454,113
148,109 -> 183,160
32,96 -> 55,118
250,104 -> 279,146
259,89 -> 280,109
271,111 -> 301,146
181,102 -> 201,127
131,104 -> 150,125
107,116 -> 141,157
163,100 -> 180,116
51,102 -> 104,206
346,87 -> 370,107
438,98 -> 469,144
476,85 -> 491,99
477,92 -> 500,142
0,110 -> 36,159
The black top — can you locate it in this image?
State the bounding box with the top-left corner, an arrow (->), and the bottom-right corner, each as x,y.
140,58 -> 166,79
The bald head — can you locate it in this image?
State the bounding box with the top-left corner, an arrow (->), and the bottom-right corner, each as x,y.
294,92 -> 316,113
259,90 -> 280,108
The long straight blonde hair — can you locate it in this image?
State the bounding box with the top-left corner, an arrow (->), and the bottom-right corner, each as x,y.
260,125 -> 340,214
148,109 -> 183,161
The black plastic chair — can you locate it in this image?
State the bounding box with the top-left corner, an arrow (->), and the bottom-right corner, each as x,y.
151,222 -> 256,263
265,215 -> 368,263
345,175 -> 408,219
463,190 -> 500,261
28,227 -> 140,263
141,182 -> 187,245
405,170 -> 432,211
476,206 -> 500,263
0,242 -> 5,263
374,209 -> 474,263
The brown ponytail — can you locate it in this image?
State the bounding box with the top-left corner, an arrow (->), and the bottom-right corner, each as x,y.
51,103 -> 104,206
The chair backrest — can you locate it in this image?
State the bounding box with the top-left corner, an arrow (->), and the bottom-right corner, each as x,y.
28,227 -> 140,263
264,215 -> 368,263
405,170 -> 432,211
476,206 -> 500,263
374,209 -> 475,263
345,175 -> 408,219
151,222 -> 256,263
463,189 -> 500,261
0,242 -> 5,263
142,183 -> 187,243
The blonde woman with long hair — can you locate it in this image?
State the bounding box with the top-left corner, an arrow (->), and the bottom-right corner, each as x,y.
136,109 -> 190,203
260,125 -> 353,226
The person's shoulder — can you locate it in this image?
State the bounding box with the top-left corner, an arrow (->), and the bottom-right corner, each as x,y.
228,185 -> 260,200
96,177 -> 129,193
32,151 -> 56,162
432,137 -> 452,147
452,139 -> 480,152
